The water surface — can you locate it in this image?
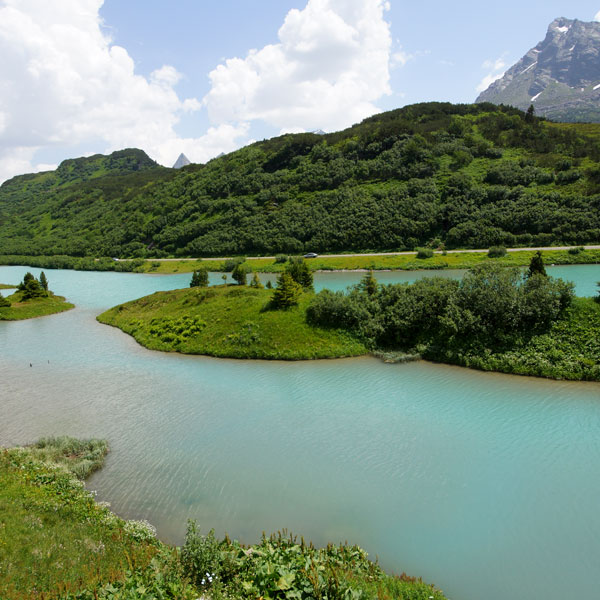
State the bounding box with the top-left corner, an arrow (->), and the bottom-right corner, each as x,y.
1,264 -> 599,600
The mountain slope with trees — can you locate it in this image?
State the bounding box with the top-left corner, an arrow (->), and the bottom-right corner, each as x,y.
1,102 -> 599,258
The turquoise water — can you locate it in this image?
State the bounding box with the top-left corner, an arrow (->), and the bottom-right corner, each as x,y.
1,264 -> 599,600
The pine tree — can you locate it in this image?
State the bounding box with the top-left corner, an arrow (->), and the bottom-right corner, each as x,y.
359,270 -> 378,295
525,104 -> 535,123
286,257 -> 313,290
0,292 -> 10,307
190,267 -> 208,287
39,271 -> 48,291
271,272 -> 302,308
527,251 -> 547,278
18,272 -> 35,291
250,272 -> 264,288
232,263 -> 250,285
18,272 -> 45,300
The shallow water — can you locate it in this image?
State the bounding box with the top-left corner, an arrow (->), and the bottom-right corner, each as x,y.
1,264 -> 599,600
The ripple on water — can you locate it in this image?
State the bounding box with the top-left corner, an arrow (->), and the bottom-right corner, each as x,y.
1,265 -> 600,600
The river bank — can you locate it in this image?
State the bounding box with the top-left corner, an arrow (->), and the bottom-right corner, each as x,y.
2,246 -> 600,275
96,280 -> 600,381
0,290 -> 74,321
0,437 -> 447,600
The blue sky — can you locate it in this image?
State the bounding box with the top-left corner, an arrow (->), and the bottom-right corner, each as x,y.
1,0 -> 600,182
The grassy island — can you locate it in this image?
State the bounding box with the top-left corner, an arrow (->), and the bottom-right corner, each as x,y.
98,258 -> 600,380
0,290 -> 74,321
0,283 -> 16,289
0,272 -> 74,321
98,285 -> 367,360
0,437 -> 448,599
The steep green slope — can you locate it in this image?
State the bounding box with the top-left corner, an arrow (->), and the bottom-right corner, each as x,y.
1,102 -> 600,258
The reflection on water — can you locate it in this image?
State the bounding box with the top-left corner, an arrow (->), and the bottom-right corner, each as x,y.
1,263 -> 600,600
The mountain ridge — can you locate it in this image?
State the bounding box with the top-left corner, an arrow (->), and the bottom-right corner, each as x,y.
476,17 -> 600,122
1,102 -> 599,258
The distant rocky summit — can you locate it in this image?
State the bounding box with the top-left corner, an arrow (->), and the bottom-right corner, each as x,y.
477,17 -> 600,122
173,153 -> 191,169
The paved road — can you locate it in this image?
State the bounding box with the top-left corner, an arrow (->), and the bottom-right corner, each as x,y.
148,245 -> 600,262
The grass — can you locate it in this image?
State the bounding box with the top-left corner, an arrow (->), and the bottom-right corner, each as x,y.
138,248 -> 600,274
0,439 -> 164,599
0,291 -> 74,321
97,285 -> 367,360
430,298 -> 600,381
24,436 -> 109,480
0,439 -> 448,599
0,283 -> 16,289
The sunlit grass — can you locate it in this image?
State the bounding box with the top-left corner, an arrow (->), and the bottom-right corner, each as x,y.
0,291 -> 74,321
98,285 -> 367,360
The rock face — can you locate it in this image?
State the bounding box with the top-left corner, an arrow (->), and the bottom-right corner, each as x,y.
173,153 -> 191,169
476,17 -> 600,122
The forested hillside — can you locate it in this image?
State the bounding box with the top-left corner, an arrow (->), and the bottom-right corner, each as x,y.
1,102 -> 599,258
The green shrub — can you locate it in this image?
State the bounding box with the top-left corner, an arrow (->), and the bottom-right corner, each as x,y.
222,257 -> 246,272
416,248 -> 434,259
274,254 -> 288,264
568,246 -> 585,255
488,246 -> 507,258
231,262 -> 250,285
181,521 -> 221,589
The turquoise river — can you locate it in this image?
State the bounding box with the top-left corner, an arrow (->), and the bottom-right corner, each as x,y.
1,264 -> 599,600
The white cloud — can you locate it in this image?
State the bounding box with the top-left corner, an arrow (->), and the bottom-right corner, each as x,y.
0,0 -> 242,181
476,56 -> 507,93
392,49 -> 413,68
203,0 -> 393,134
594,10 -> 600,22
0,0 -> 394,183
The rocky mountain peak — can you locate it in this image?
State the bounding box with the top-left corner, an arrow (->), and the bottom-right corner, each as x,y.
173,153 -> 191,169
476,17 -> 600,122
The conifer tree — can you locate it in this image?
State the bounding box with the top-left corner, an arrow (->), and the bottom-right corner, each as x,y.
271,272 -> 302,308
525,104 -> 535,123
527,251 -> 547,278
18,272 -> 45,300
0,292 -> 10,307
250,272 -> 264,288
359,270 -> 378,295
39,271 -> 48,291
286,257 -> 313,290
190,267 -> 208,287
232,263 -> 250,285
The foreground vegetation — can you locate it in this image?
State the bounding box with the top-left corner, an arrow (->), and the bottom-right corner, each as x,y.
1,103 -> 600,258
98,285 -> 367,360
0,438 -> 447,599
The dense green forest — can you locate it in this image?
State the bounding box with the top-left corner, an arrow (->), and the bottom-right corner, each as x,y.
1,102 -> 599,258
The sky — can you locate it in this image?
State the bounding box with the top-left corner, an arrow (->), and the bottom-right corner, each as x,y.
1,0 -> 600,183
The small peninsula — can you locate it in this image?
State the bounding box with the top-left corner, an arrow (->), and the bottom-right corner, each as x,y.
98,260 -> 600,381
0,437 -> 448,599
98,285 -> 367,360
0,271 -> 74,321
